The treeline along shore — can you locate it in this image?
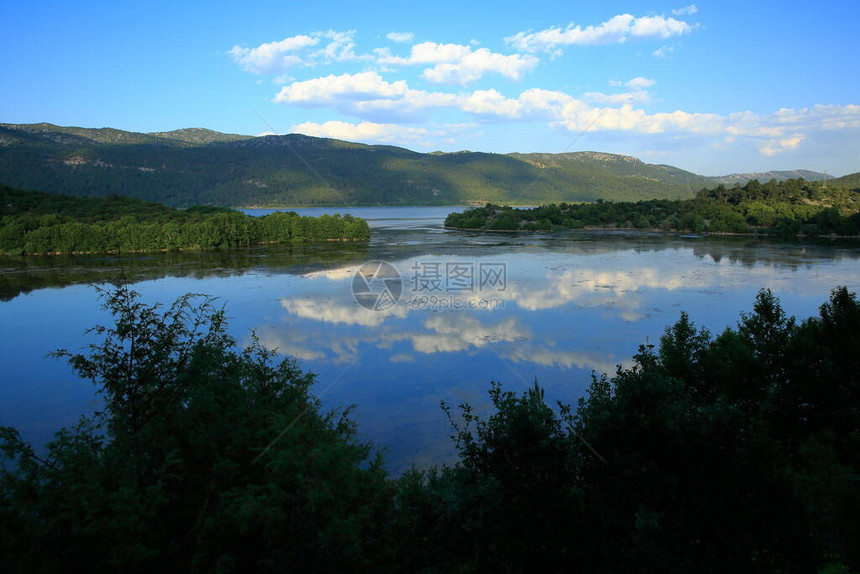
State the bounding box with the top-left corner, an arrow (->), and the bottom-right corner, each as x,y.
0,186 -> 370,255
445,178 -> 860,237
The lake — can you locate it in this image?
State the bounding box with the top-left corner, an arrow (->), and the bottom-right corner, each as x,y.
2,207 -> 859,473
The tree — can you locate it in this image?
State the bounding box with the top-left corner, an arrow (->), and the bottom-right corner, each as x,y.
0,286 -> 390,573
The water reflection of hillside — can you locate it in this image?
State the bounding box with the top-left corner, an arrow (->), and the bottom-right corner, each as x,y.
0,243 -> 370,301
373,228 -> 860,266
1,230 -> 857,301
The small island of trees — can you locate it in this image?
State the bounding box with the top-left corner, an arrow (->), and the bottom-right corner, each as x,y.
0,186 -> 370,255
446,178 -> 860,237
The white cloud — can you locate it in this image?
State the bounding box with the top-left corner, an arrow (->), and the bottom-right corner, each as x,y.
724,104 -> 860,157
274,71 -> 463,119
759,134 -> 804,156
270,63 -> 859,160
404,315 -> 527,354
583,78 -> 655,105
292,120 -> 476,147
626,76 -> 656,89
652,45 -> 675,58
274,71 -> 408,104
313,29 -> 365,63
422,50 -> 538,85
517,88 -> 578,119
460,89 -> 525,117
506,13 -> 695,53
280,297 -> 405,327
378,41 -> 538,85
503,344 -> 620,373
228,30 -> 369,73
583,91 -> 651,105
229,34 -> 319,74
377,41 -> 471,65
386,31 -> 414,43
672,5 -> 698,16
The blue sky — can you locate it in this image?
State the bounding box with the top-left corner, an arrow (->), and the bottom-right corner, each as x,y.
1,0 -> 858,175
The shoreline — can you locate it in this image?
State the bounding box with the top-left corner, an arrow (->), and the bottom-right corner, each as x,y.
1,237 -> 369,258
443,225 -> 860,239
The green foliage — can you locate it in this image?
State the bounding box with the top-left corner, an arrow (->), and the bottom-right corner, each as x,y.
391,381 -> 586,572
0,186 -> 370,254
0,286 -> 390,572
3,286 -> 859,572
390,288 -> 860,572
446,178 -> 860,236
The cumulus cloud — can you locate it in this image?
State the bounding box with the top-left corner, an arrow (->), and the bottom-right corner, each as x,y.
377,41 -> 472,65
273,68 -> 859,160
759,134 -> 804,156
583,91 -> 651,105
386,31 -> 414,43
313,29 -> 365,63
460,89 -> 526,117
506,13 -> 696,53
455,87 -> 722,135
253,24 -> 857,162
229,34 -> 320,74
377,41 -> 538,85
626,76 -> 656,89
228,30 -> 368,73
280,297 -> 405,327
584,78 -> 655,105
652,45 -> 675,57
275,71 -> 409,104
503,344 -> 620,373
404,315 -> 527,354
422,50 -> 538,85
292,120 -> 477,146
723,104 -> 860,157
274,71 -> 463,119
672,5 -> 698,16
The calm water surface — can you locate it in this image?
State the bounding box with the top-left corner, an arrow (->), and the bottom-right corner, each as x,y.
2,207 -> 859,473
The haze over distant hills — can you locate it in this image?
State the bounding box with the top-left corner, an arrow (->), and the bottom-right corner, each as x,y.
0,123 -> 850,207
711,170 -> 829,185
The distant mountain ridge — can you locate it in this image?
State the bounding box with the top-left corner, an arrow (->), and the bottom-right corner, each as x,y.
0,123 -> 251,146
711,170 -> 828,185
0,122 -> 841,207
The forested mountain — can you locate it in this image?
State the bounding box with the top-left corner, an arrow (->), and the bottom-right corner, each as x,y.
0,123 -> 717,207
0,123 -> 251,146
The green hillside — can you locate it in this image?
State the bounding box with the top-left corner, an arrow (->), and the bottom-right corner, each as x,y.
828,171 -> 860,190
0,123 -> 718,207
